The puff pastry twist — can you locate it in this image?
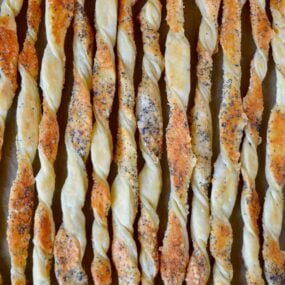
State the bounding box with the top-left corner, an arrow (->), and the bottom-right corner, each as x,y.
0,0 -> 23,158
160,0 -> 196,284
186,0 -> 221,284
209,0 -> 247,284
7,1 -> 41,284
91,0 -> 117,284
53,1 -> 93,284
136,1 -> 164,284
241,0 -> 272,284
32,0 -> 74,283
262,0 -> 285,283
111,0 -> 140,284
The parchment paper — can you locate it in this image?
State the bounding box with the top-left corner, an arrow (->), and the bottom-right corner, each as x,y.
0,0 -> 284,284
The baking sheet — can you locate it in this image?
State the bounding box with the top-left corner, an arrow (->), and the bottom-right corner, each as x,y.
0,0 -> 284,284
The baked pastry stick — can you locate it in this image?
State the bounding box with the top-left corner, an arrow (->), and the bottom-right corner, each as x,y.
0,0 -> 23,159
262,0 -> 285,283
53,1 -> 93,283
241,0 -> 272,284
111,0 -> 140,284
136,0 -> 164,284
32,0 -> 74,283
185,0 -> 220,284
160,0 -> 196,284
91,0 -> 117,284
6,1 -> 41,284
209,0 -> 247,284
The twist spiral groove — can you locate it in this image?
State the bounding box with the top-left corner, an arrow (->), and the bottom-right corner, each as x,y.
32,0 -> 74,283
111,0 -> 140,284
7,1 -> 41,284
240,0 -> 272,284
0,0 -> 23,159
209,0 -> 247,284
161,0 -> 196,284
186,0 -> 221,284
262,0 -> 285,283
53,1 -> 93,284
91,0 -> 117,284
136,0 -> 164,284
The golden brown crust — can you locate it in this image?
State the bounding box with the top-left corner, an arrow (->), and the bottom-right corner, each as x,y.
245,188 -> 260,233
219,85 -> 244,165
39,102 -> 59,163
0,16 -> 18,90
0,16 -> 19,159
19,41 -> 38,78
91,255 -> 112,285
92,178 -> 110,219
219,0 -> 245,166
167,100 -> 193,204
210,221 -> 232,272
166,0 -> 184,33
161,213 -> 189,284
34,202 -> 53,256
7,160 -> 34,270
271,0 -> 285,12
27,0 -> 42,33
220,0 -> 240,66
243,71 -> 263,145
20,0 -> 42,74
119,0 -> 136,37
268,107 -> 285,185
251,0 -> 272,52
93,34 -> 115,121
66,70 -> 92,160
263,237 -> 285,284
54,228 -> 88,285
50,0 -> 74,45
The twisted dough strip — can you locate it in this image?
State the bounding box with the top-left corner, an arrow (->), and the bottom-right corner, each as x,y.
262,0 -> 285,283
160,0 -> 196,284
91,0 -> 117,284
53,1 -> 93,283
111,0 -> 140,284
240,0 -> 272,284
136,0 -> 164,284
6,1 -> 41,284
185,0 -> 221,284
0,0 -> 23,159
209,0 -> 247,284
32,0 -> 74,283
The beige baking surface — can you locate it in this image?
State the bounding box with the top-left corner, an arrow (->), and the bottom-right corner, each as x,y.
0,0 -> 284,284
